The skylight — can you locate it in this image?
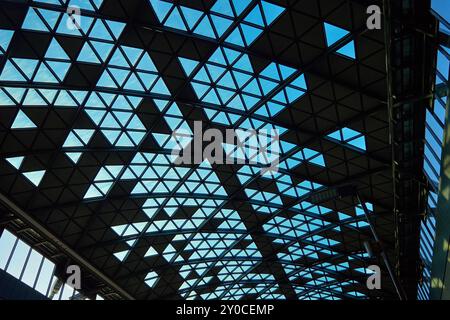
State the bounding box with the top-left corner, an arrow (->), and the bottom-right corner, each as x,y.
145,271 -> 159,287
323,22 -> 356,59
179,47 -> 307,122
23,170 -> 46,186
149,0 -> 285,47
327,127 -> 367,151
0,29 -> 14,54
11,110 -> 37,129
0,0 -> 386,301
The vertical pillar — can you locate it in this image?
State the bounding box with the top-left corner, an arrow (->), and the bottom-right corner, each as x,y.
383,0 -> 435,299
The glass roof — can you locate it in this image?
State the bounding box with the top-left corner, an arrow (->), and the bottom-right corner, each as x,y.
0,0 -> 398,300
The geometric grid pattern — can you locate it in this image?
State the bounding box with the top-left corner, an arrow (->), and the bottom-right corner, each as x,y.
0,0 -> 400,299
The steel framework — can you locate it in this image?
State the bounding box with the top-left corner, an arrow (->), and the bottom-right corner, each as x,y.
0,0 -> 435,300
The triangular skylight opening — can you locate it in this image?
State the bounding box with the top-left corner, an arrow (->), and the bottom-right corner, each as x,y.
45,39 -> 69,60
260,1 -> 285,25
179,57 -> 199,76
180,6 -> 203,30
11,110 -> 36,129
23,170 -> 46,186
336,41 -> 356,59
150,0 -> 173,22
0,29 -> 14,53
324,22 -> 350,46
6,156 -> 24,169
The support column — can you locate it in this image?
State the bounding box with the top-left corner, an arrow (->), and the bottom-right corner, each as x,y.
383,0 -> 436,299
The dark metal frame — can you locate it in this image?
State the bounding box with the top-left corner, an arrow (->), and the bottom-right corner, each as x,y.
0,0 -> 428,300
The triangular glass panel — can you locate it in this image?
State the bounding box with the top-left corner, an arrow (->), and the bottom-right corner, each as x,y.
137,53 -> 157,72
150,0 -> 173,22
109,48 -> 129,67
165,7 -> 187,31
23,89 -> 46,106
225,27 -> 245,47
210,15 -> 233,37
203,90 -> 221,105
231,0 -> 251,16
151,78 -> 171,95
38,8 -> 60,30
77,42 -> 100,63
291,73 -> 307,89
55,91 -> 78,107
0,30 -> 14,52
336,41 -> 356,59
260,63 -> 280,81
70,0 -> 95,11
0,89 -> 16,105
106,20 -> 126,40
75,129 -> 95,144
233,54 -> 253,72
349,136 -> 366,150
194,16 -> 216,38
0,61 -> 26,81
241,24 -> 263,46
217,88 -> 235,104
6,156 -> 24,169
211,0 -> 234,17
217,71 -> 236,89
114,250 -> 128,261
180,6 -> 203,30
124,73 -> 145,92
191,82 -> 210,98
66,152 -> 82,164
328,129 -> 342,141
34,63 -> 58,83
233,71 -> 252,88
209,48 -> 227,66
22,9 -> 49,32
138,72 -> 158,90
261,1 -> 285,25
14,58 -> 39,80
123,46 -> 143,66
279,65 -> 296,80
206,64 -> 226,82
179,57 -> 199,76
116,133 -> 134,147
91,20 -> 114,40
47,61 -> 70,81
23,170 -> 46,186
145,246 -> 158,257
324,22 -> 350,47
11,110 -> 36,129
244,5 -> 264,26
